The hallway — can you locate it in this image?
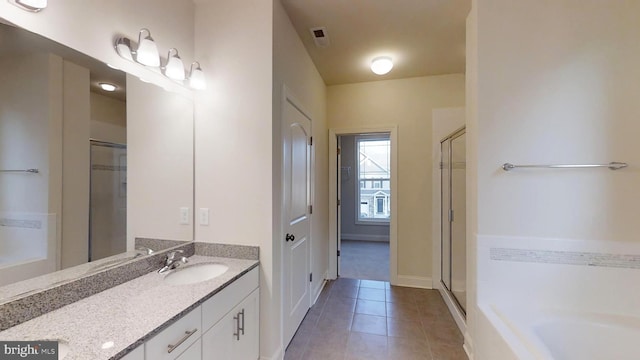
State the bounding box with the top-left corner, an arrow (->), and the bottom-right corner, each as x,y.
284,278 -> 467,360
340,240 -> 390,281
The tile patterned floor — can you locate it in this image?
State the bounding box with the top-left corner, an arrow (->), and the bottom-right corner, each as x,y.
340,240 -> 390,281
284,278 -> 468,360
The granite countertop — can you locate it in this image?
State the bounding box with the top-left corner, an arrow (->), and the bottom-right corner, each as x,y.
0,255 -> 259,359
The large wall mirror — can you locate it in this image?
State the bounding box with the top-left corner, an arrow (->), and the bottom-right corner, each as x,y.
0,21 -> 194,293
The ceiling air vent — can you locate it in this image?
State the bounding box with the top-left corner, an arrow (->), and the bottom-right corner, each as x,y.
309,26 -> 330,48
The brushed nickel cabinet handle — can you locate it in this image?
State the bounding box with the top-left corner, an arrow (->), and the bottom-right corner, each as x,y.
167,328 -> 198,353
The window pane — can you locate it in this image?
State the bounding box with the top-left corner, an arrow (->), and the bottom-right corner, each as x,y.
357,138 -> 390,222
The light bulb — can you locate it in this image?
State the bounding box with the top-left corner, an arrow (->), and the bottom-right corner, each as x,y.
163,49 -> 186,81
188,62 -> 206,90
135,29 -> 160,67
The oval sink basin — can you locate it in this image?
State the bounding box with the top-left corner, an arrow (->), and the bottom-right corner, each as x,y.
163,263 -> 229,285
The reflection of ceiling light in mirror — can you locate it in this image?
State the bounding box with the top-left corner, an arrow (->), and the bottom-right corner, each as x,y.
12,0 -> 47,12
135,28 -> 160,67
99,83 -> 117,92
188,62 -> 206,90
163,48 -> 185,81
371,56 -> 393,75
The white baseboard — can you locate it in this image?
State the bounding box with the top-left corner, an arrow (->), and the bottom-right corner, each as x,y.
463,333 -> 474,360
395,275 -> 432,289
312,271 -> 329,305
341,233 -> 389,242
260,346 -> 284,360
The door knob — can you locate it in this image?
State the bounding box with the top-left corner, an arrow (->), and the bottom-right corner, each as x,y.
285,233 -> 295,242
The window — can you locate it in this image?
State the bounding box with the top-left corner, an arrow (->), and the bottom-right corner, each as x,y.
357,137 -> 391,222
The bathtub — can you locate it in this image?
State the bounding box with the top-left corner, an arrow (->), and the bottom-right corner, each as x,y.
479,303 -> 640,360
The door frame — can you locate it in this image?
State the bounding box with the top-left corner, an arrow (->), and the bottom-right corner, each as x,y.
328,125 -> 398,284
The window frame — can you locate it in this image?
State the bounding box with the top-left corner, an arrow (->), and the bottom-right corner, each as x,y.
355,135 -> 391,225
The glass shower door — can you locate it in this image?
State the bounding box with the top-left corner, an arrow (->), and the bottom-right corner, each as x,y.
89,140 -> 127,262
440,128 -> 466,314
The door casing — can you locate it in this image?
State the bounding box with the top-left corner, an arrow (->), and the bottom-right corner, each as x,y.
328,126 -> 398,284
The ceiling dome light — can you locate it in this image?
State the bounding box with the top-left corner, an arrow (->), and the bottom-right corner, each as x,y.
163,48 -> 186,81
135,28 -> 160,67
371,56 -> 393,75
99,83 -> 117,92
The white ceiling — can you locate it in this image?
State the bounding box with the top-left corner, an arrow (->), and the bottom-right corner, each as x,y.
281,0 -> 471,85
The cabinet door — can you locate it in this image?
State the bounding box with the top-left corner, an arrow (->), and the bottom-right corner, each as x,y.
202,310 -> 234,360
202,289 -> 260,360
236,289 -> 259,360
176,338 -> 201,360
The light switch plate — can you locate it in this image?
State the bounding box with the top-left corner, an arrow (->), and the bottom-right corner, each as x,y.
199,208 -> 209,226
179,207 -> 189,225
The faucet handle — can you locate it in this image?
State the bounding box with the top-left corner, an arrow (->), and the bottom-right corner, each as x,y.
167,249 -> 184,260
135,246 -> 154,255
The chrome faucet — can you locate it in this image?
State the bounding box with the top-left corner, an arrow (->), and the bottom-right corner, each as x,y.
158,250 -> 188,273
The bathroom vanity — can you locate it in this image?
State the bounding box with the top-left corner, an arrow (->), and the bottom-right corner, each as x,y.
0,243 -> 260,360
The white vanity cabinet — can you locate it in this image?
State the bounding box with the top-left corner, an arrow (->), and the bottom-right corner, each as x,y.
121,345 -> 144,360
145,307 -> 202,360
139,266 -> 259,360
201,268 -> 260,360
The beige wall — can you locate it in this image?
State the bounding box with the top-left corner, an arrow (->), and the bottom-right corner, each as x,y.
0,53 -> 61,215
194,0 -> 278,357
475,0 -> 640,242
90,92 -> 126,144
61,60 -> 91,268
126,75 -> 194,247
328,75 -> 465,284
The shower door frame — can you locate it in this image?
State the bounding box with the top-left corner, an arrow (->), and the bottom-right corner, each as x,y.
88,139 -> 127,262
439,127 -> 466,316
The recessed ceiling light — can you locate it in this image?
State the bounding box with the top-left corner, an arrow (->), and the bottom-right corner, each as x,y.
371,56 -> 393,75
99,83 -> 117,92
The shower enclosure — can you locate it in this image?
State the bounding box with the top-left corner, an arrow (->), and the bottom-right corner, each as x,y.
89,140 -> 127,262
440,127 -> 466,314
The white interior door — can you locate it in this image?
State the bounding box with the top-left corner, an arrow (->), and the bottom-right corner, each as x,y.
282,97 -> 312,347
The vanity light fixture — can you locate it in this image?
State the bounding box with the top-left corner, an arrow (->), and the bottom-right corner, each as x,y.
113,28 -> 160,67
134,28 -> 160,67
99,83 -> 117,92
371,56 -> 393,75
163,48 -> 186,81
114,37 -> 134,61
11,0 -> 47,12
188,62 -> 207,90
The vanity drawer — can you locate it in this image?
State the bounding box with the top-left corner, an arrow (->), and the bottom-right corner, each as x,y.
145,306 -> 202,360
202,267 -> 259,332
